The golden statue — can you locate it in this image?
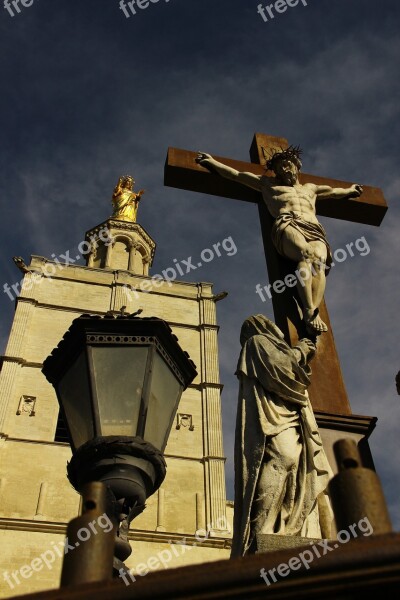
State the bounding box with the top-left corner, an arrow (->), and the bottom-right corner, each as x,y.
111,175 -> 145,222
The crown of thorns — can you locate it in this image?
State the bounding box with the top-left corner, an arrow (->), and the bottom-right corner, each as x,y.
264,145 -> 303,172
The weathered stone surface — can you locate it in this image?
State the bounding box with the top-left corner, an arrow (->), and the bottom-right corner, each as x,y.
0,219 -> 232,598
254,533 -> 324,554
232,315 -> 333,558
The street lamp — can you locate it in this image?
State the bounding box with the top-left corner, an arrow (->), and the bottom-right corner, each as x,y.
42,312 -> 197,567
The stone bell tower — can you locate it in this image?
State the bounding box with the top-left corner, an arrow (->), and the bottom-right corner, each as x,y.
0,175 -> 232,598
85,219 -> 155,275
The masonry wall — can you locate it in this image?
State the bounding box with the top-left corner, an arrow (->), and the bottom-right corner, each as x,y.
0,257 -> 232,598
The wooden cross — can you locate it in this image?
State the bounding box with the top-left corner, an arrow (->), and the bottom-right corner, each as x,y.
164,133 -> 387,415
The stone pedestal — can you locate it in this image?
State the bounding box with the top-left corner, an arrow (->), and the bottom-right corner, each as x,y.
252,533 -> 324,554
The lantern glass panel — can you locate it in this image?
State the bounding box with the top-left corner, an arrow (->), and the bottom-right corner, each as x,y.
58,351 -> 94,449
91,345 -> 149,436
144,351 -> 183,451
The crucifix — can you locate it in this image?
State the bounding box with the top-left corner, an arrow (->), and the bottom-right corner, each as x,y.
164,133 -> 387,420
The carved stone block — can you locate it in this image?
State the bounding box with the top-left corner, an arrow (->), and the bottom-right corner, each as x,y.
16,395 -> 36,417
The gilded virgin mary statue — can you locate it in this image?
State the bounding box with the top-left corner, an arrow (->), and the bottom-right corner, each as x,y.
111,175 -> 145,222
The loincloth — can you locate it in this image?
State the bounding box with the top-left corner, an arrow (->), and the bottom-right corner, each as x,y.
271,212 -> 333,272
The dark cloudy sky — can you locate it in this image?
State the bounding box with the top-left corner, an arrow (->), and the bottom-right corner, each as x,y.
1,0 -> 399,529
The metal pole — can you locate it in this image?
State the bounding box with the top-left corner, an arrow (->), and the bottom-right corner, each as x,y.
60,481 -> 116,587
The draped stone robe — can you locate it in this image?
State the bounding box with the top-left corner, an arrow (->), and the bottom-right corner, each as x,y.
231,315 -> 333,558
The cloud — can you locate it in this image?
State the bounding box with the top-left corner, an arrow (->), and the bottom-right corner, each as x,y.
0,0 -> 399,530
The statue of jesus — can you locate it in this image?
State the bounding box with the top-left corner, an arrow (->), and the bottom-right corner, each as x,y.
196,147 -> 363,334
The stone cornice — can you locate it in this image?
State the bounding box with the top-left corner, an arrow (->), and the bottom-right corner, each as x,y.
315,411 -> 377,436
128,528 -> 232,548
0,518 -> 232,548
0,356 -> 42,369
3,437 -> 70,447
2,439 -> 222,463
22,258 -> 217,301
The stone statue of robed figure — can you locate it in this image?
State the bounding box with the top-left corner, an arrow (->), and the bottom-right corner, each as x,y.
231,315 -> 333,558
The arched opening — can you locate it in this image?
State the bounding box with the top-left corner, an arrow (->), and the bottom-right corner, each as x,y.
131,245 -> 148,275
111,239 -> 130,270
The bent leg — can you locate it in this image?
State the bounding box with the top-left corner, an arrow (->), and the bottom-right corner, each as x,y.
278,226 -> 315,322
306,240 -> 328,332
278,227 -> 328,333
309,241 -> 328,309
250,427 -> 302,539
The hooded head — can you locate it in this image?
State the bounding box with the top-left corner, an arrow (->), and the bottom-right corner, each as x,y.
237,314 -> 313,391
240,314 -> 285,347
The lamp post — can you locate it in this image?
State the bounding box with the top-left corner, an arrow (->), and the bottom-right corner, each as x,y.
42,312 -> 197,577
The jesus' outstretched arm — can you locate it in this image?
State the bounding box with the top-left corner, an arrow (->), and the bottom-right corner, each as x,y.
196,152 -> 263,192
313,183 -> 363,200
